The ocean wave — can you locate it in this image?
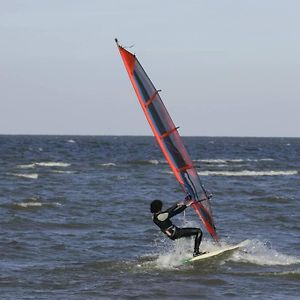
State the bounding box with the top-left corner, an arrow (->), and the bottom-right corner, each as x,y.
35,162 -> 70,167
11,200 -> 62,209
228,239 -> 300,266
9,173 -> 39,179
3,196 -> 63,210
198,170 -> 298,177
18,164 -> 36,169
197,159 -> 228,164
100,163 -> 117,167
129,159 -> 160,165
262,269 -> 300,280
16,202 -> 43,208
195,158 -> 274,164
164,170 -> 298,177
51,170 -> 75,174
152,237 -> 300,269
148,159 -> 160,165
253,196 -> 291,204
67,139 -> 76,143
17,162 -> 70,169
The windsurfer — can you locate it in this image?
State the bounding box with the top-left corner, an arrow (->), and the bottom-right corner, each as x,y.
150,197 -> 204,257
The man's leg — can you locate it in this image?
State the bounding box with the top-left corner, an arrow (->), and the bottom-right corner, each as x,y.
193,229 -> 203,255
173,227 -> 203,255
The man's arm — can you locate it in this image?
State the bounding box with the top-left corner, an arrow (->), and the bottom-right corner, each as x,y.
167,202 -> 187,218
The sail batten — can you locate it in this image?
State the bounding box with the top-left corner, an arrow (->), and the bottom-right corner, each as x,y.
145,90 -> 160,107
117,41 -> 218,241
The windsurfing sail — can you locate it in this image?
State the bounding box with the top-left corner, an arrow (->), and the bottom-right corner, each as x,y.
115,39 -> 218,241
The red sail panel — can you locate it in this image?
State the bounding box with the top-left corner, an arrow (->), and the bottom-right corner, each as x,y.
116,42 -> 218,241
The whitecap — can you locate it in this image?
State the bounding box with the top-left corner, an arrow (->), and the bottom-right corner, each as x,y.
17,202 -> 43,208
152,237 -> 299,269
196,159 -> 227,164
163,170 -> 298,177
195,158 -> 274,164
17,164 -> 36,169
100,163 -> 116,167
198,170 -> 298,177
228,239 -> 300,266
148,160 -> 159,165
17,162 -> 70,169
9,173 -> 39,179
15,201 -> 62,208
51,170 -> 75,174
35,162 -> 70,167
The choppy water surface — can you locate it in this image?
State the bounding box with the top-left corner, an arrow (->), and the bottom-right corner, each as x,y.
0,136 -> 299,299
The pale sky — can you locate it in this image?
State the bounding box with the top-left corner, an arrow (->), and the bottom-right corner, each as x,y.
1,0 -> 299,137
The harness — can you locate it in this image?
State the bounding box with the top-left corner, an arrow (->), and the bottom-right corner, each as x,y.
164,225 -> 176,238
152,213 -> 176,238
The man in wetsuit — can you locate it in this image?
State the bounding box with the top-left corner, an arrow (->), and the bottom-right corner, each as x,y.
150,198 -> 203,257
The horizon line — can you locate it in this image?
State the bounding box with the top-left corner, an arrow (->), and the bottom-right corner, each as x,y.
0,133 -> 299,139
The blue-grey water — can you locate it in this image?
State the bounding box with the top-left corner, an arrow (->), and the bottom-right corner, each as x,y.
0,135 -> 299,299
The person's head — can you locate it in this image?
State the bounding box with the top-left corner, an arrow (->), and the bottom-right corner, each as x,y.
150,200 -> 163,213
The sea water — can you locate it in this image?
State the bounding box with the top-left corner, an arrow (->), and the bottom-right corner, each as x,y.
0,135 -> 299,299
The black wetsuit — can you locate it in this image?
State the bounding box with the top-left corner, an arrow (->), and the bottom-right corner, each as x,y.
152,203 -> 203,254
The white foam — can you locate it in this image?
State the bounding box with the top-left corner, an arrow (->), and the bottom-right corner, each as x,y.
16,201 -> 62,208
51,170 -> 74,174
155,238 -> 193,269
228,240 -> 300,266
67,139 -> 76,143
164,170 -> 298,177
100,163 -> 116,167
35,162 -> 70,167
197,159 -> 227,164
154,237 -> 243,269
17,164 -> 36,169
196,158 -> 274,164
198,170 -> 298,177
17,162 -> 70,168
148,159 -> 160,165
153,237 -> 300,269
17,202 -> 43,208
10,173 -> 39,179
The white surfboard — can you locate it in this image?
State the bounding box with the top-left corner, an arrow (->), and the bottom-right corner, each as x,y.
185,240 -> 249,263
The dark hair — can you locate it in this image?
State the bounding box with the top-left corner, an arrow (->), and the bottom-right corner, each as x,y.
150,200 -> 162,213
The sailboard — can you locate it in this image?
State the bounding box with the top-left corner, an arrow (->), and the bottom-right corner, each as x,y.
184,240 -> 249,263
115,39 -> 218,242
